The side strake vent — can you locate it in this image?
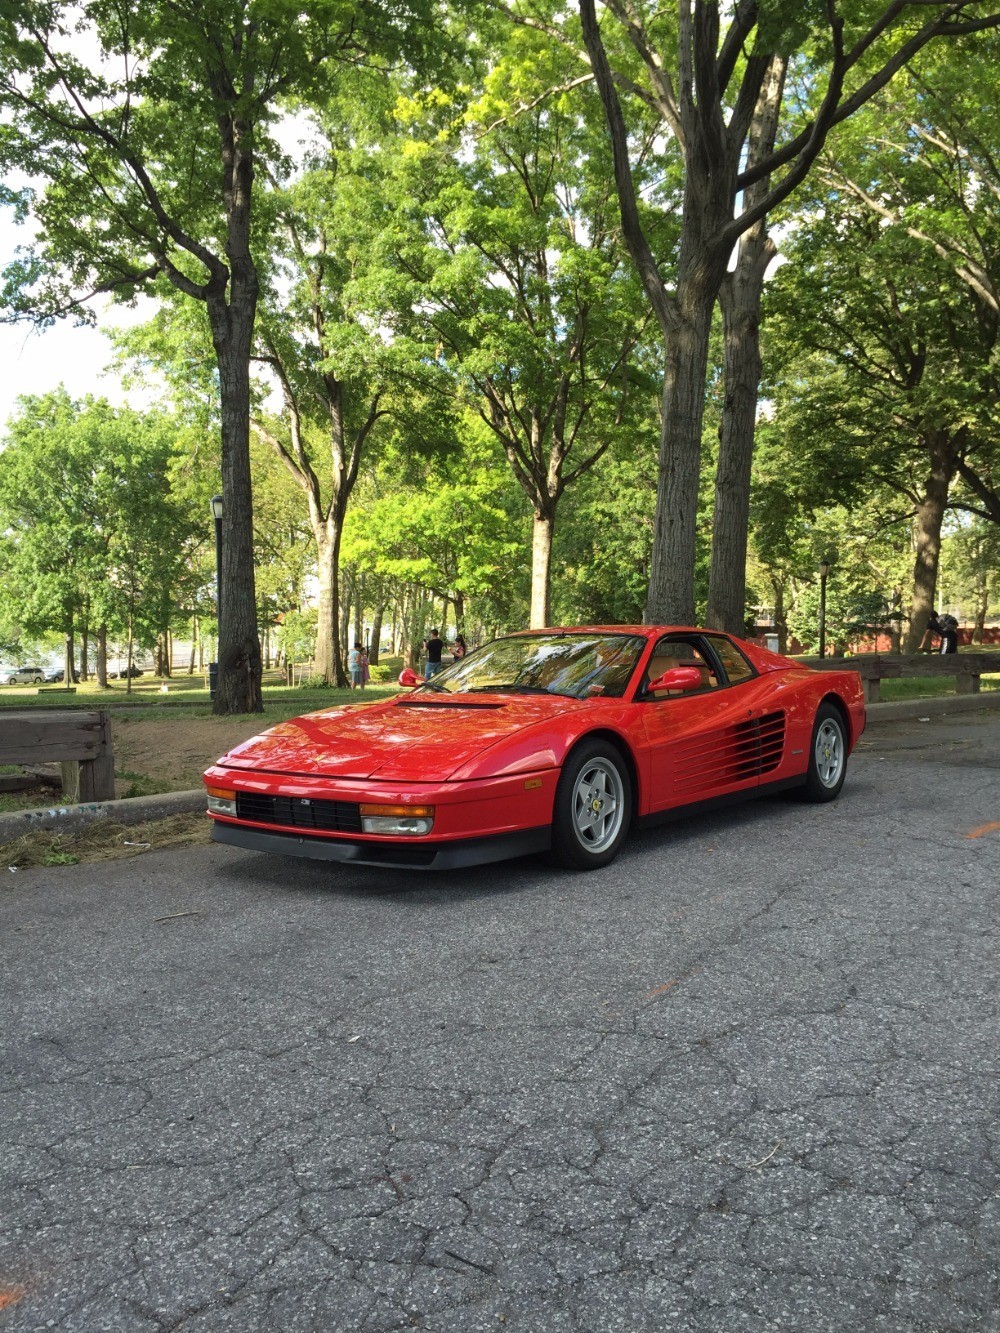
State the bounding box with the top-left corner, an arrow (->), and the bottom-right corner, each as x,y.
756,711 -> 785,775
671,711 -> 786,794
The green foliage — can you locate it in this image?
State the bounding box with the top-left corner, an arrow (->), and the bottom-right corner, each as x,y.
0,391 -> 200,649
277,608 -> 318,663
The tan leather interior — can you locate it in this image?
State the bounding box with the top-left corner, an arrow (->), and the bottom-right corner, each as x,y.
647,655 -> 680,681
646,651 -> 715,693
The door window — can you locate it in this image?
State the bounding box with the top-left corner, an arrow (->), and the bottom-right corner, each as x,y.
644,638 -> 717,697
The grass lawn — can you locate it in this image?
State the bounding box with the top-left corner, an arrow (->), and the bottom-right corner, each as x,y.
0,665 -> 404,711
879,673 -> 1000,700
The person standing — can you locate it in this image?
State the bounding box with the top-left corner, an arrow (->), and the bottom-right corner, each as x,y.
452,633 -> 467,661
424,628 -> 445,678
361,644 -> 370,688
348,643 -> 362,688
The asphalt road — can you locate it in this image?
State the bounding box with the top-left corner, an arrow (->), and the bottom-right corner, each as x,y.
1,711 -> 998,1332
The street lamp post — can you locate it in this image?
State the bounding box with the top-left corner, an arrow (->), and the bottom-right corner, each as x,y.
818,559 -> 830,658
210,494 -> 223,700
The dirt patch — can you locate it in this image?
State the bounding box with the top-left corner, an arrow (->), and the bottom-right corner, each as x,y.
3,812 -> 212,869
112,713 -> 270,795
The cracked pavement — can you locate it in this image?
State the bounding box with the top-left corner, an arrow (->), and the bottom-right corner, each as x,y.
1,710 -> 998,1331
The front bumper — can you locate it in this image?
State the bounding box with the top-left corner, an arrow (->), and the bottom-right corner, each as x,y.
210,819 -> 550,870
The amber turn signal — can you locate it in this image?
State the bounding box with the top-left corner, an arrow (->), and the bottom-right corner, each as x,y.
359,804 -> 434,817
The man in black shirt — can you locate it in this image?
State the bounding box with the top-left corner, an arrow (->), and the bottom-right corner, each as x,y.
424,628 -> 445,677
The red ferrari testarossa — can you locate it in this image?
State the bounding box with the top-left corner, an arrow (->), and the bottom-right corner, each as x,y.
204,627 -> 865,872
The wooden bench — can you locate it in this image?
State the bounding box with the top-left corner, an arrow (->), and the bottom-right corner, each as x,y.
801,653 -> 996,704
0,710 -> 115,802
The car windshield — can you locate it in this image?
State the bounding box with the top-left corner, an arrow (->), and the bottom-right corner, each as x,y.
413,632 -> 647,700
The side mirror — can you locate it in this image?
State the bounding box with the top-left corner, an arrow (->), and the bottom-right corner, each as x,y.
397,668 -> 424,688
647,666 -> 704,694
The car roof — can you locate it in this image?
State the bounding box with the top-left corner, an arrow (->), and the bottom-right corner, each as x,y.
507,625 -> 732,640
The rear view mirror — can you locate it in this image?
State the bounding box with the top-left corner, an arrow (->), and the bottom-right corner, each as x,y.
647,666 -> 703,694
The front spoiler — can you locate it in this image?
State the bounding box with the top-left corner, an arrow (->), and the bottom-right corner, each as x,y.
210,819 -> 551,871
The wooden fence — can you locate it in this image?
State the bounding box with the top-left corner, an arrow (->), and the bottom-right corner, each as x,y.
0,710 -> 115,802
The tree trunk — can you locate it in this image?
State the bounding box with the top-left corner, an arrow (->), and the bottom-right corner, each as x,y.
903,432 -> 957,652
206,100 -> 263,716
772,578 -> 788,655
210,295 -> 263,714
530,508 -> 555,628
313,526 -> 337,683
63,612 -> 75,686
710,263 -> 766,632
707,57 -> 785,634
369,604 -> 385,665
126,613 -> 134,697
79,621 -> 89,682
329,523 -> 349,688
96,624 -> 108,688
646,295 -> 715,624
354,573 -> 364,652
973,570 -> 987,644
339,566 -> 352,669
188,618 -> 197,675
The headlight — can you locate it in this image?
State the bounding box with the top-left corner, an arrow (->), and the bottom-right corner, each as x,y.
206,785 -> 236,816
359,804 -> 435,836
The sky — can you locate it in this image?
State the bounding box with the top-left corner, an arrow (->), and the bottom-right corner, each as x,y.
0,192 -> 155,435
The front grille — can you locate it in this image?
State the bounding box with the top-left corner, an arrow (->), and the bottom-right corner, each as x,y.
236,792 -> 362,834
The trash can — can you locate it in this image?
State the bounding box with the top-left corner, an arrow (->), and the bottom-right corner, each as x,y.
209,661 -> 218,700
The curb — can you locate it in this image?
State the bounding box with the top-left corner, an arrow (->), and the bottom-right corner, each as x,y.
0,788 -> 204,848
864,692 -> 1000,724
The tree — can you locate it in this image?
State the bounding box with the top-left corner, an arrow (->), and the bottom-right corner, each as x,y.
0,0 -> 446,711
387,29 -> 652,626
765,125 -> 1000,650
817,37 -> 1000,546
251,75 -> 457,684
0,391 -> 198,682
343,423 -> 526,649
577,0 -> 1000,626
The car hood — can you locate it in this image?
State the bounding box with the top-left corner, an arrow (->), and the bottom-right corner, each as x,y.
217,693 -> 583,781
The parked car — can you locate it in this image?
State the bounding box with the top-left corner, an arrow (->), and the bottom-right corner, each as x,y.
3,665 -> 46,685
109,665 -> 144,679
204,625 -> 866,873
45,669 -> 65,683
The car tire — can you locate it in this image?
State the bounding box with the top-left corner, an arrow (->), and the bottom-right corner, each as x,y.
6,676 -> 16,686
32,675 -> 43,684
548,738 -> 632,870
800,702 -> 847,803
